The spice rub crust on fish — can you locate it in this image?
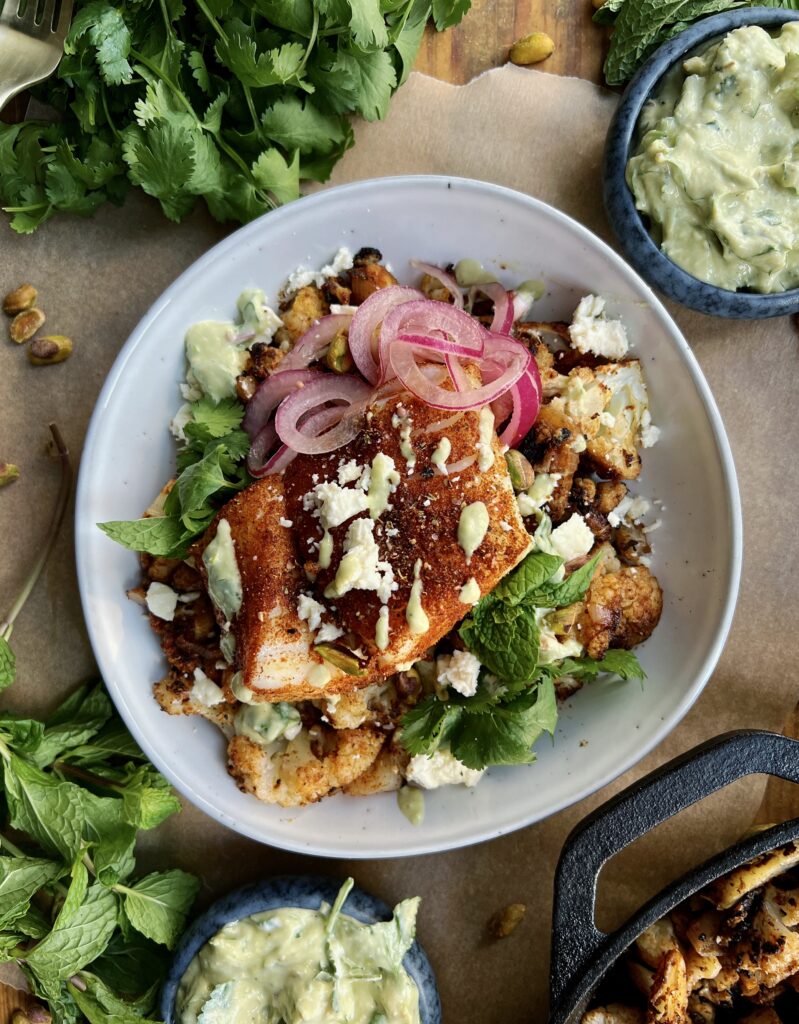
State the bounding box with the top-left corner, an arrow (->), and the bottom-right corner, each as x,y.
196,381 -> 531,703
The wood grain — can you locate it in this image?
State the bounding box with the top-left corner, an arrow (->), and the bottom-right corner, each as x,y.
414,0 -> 607,85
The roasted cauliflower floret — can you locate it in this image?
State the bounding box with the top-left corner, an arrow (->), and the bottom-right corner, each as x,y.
648,948 -> 689,1024
153,674 -> 235,736
343,737 -> 409,796
280,284 -> 330,342
548,367 -> 611,443
578,566 -> 663,659
585,361 -> 654,480
519,403 -> 580,520
227,725 -> 384,808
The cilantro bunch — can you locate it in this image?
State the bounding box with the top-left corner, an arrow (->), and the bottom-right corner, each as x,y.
0,0 -> 471,234
0,682 -> 199,1021
400,547 -> 645,770
99,395 -> 251,558
597,0 -> 799,85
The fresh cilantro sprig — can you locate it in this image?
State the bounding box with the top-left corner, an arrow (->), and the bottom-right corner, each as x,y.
99,396 -> 251,558
400,545 -> 645,770
0,0 -> 472,233
597,0 -> 799,85
0,682 -> 199,1021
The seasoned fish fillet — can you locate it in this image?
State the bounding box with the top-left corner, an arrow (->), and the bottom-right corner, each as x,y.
198,380 -> 531,702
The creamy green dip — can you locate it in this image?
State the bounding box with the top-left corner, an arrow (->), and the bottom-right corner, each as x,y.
185,321 -> 249,402
627,23 -> 799,293
202,519 -> 243,623
176,879 -> 421,1024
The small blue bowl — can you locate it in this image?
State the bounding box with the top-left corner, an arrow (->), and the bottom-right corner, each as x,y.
159,875 -> 441,1023
604,7 -> 799,319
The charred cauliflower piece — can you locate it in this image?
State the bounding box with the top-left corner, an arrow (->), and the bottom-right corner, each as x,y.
548,367 -> 611,444
343,737 -> 409,796
349,247 -> 398,303
582,1007 -> 645,1024
585,361 -> 653,480
228,724 -> 384,807
579,566 -> 663,659
518,403 -> 580,520
153,674 -> 235,736
280,284 -> 329,342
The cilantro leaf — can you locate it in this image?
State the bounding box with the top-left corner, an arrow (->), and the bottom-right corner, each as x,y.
187,395 -> 245,439
451,679 -> 557,769
251,147 -> 301,204
65,0 -> 133,85
261,97 -> 348,154
432,0 -> 472,29
399,698 -> 462,756
544,649 -> 647,683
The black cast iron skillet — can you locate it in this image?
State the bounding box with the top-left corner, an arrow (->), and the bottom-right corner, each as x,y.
548,729 -> 799,1024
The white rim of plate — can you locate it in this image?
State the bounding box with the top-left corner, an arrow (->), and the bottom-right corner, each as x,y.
75,175 -> 743,857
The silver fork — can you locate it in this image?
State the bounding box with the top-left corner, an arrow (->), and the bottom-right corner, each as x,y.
0,0 -> 74,113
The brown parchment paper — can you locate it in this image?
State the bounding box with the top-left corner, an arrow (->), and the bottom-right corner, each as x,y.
2,65 -> 799,1022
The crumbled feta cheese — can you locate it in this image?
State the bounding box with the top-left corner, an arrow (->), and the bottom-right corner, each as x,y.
297,593 -> 325,632
337,459 -> 365,485
599,411 -> 616,428
437,650 -> 482,697
286,247 -> 354,292
571,434 -> 588,453
640,408 -> 661,447
278,517 -> 293,528
180,368 -> 204,402
190,668 -> 225,707
325,517 -> 396,603
178,591 -> 201,603
644,518 -> 662,533
330,304 -> 358,315
607,494 -> 651,528
569,294 -> 630,359
549,513 -> 594,563
315,621 -> 344,643
406,749 -> 485,789
146,582 -> 179,621
304,480 -> 370,529
169,402 -> 193,442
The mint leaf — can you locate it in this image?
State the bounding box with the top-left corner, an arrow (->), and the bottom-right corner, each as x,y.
119,870 -> 200,949
3,753 -> 84,861
0,856 -> 64,930
527,553 -> 600,608
0,715 -> 44,753
491,550 -> 563,606
117,763 -> 182,830
461,601 -> 541,683
98,516 -> 190,557
0,636 -> 15,691
603,0 -> 745,84
33,683 -> 113,768
26,868 -> 118,983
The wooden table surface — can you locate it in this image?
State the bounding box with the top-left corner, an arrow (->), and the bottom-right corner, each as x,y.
2,2 -> 797,1019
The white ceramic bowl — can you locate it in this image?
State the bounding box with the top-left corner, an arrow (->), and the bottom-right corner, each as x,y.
75,176 -> 742,858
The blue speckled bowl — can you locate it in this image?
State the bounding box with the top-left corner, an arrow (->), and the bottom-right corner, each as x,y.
159,875 -> 441,1024
603,7 -> 799,319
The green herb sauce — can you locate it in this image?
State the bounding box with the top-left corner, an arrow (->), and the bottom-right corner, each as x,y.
627,24 -> 799,293
177,880 -> 421,1024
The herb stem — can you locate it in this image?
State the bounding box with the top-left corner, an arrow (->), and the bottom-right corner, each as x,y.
0,424 -> 72,642
54,760 -> 121,791
100,85 -> 121,141
0,831 -> 25,856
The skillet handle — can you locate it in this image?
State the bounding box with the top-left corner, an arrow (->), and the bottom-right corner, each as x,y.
550,729 -> 799,1007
